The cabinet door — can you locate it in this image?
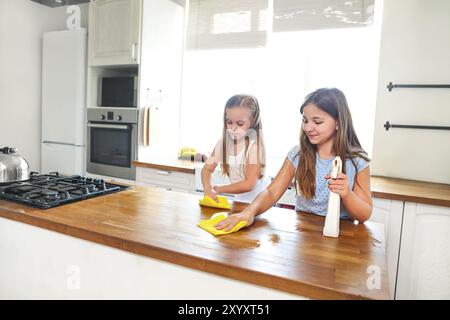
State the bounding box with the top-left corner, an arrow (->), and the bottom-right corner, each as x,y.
371,198 -> 403,299
396,203 -> 450,299
89,0 -> 142,66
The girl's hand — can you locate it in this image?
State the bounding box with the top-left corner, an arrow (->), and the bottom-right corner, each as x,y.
215,209 -> 255,232
325,172 -> 350,199
204,188 -> 219,202
213,185 -> 223,194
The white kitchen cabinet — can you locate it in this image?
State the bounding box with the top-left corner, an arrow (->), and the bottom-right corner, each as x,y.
277,185 -> 296,206
0,217 -> 302,299
88,0 -> 142,66
371,198 -> 404,299
396,203 -> 450,300
136,167 -> 195,194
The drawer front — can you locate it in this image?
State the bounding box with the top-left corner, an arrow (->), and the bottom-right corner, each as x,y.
136,167 -> 195,192
136,181 -> 194,194
278,186 -> 296,206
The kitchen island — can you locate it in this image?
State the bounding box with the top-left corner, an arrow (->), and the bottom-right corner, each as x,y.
0,185 -> 389,299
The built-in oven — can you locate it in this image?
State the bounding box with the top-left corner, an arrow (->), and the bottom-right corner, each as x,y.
87,108 -> 138,180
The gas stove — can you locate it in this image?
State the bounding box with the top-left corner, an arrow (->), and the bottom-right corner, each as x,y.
0,172 -> 130,209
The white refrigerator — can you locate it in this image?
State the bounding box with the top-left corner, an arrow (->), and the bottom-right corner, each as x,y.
41,29 -> 87,176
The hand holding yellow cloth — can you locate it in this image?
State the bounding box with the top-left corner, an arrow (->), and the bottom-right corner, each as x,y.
197,212 -> 247,236
198,195 -> 231,210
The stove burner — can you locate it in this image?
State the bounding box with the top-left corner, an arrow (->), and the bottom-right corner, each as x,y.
0,172 -> 130,209
41,190 -> 60,200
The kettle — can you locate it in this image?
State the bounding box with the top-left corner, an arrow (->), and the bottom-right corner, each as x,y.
0,147 -> 30,184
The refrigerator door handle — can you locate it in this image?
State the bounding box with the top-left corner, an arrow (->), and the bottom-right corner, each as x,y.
42,141 -> 84,147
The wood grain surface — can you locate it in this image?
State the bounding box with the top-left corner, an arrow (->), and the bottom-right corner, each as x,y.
0,186 -> 390,299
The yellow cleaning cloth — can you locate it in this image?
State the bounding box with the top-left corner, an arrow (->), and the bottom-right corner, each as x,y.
197,212 -> 247,236
198,195 -> 231,210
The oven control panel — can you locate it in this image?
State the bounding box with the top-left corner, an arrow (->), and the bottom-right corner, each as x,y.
87,108 -> 138,124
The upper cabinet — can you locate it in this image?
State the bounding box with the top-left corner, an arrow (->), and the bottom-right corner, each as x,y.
88,0 -> 142,66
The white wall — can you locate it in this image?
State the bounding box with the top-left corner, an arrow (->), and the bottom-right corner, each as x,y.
371,0 -> 450,184
0,0 -> 88,172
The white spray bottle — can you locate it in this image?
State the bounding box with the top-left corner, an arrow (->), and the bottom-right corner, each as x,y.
323,156 -> 343,238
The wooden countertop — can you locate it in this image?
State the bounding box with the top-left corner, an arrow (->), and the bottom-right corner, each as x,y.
371,176 -> 450,208
0,186 -> 389,300
133,160 -> 450,208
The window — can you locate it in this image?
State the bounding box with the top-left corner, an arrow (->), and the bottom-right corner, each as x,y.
180,0 -> 382,161
186,0 -> 268,49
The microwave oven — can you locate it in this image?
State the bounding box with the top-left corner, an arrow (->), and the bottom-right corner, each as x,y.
99,76 -> 138,108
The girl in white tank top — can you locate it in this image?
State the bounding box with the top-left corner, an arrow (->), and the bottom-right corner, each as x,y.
227,140 -> 270,203
201,94 -> 268,204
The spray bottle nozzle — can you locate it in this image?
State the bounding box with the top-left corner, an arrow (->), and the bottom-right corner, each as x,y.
330,157 -> 342,179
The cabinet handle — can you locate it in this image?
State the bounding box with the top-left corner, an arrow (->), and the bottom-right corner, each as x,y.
156,170 -> 172,175
131,42 -> 137,61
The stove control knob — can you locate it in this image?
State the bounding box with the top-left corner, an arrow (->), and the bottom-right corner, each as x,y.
101,114 -> 106,120
116,115 -> 122,121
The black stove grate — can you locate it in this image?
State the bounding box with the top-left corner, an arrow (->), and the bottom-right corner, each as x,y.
0,172 -> 130,209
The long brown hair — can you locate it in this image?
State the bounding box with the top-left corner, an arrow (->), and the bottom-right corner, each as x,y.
220,94 -> 266,178
295,88 -> 370,199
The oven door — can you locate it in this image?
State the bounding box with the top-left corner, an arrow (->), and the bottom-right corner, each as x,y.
87,122 -> 137,180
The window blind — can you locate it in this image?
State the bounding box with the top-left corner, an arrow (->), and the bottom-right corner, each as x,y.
187,0 -> 269,49
273,0 -> 375,32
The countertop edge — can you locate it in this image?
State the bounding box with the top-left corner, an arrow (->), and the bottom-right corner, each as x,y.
0,208 -> 385,300
371,190 -> 450,208
133,160 -> 196,174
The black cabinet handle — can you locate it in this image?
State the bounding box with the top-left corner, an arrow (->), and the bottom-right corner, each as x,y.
384,121 -> 450,131
387,82 -> 450,91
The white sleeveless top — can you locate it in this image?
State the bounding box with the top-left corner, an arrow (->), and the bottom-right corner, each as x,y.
227,143 -> 270,203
